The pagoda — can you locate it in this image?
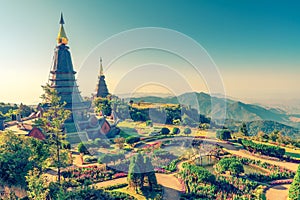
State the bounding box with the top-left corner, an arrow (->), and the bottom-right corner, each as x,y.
48,13 -> 88,120
95,58 -> 110,98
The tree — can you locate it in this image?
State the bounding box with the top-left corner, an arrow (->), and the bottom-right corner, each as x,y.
215,157 -> 244,176
289,164 -> 300,200
239,122 -> 248,137
94,97 -> 112,116
182,114 -> 197,127
180,163 -> 215,194
39,84 -> 71,184
114,137 -> 125,149
172,127 -> 180,134
126,136 -> 140,145
128,156 -> 141,193
160,127 -> 170,135
78,142 -> 89,154
183,127 -> 192,136
0,131 -> 33,187
269,130 -> 279,142
216,129 -> 232,141
19,103 -> 33,118
144,156 -> 157,190
26,168 -> 49,200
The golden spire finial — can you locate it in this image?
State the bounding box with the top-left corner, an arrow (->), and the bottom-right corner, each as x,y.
100,57 -> 104,76
57,13 -> 68,44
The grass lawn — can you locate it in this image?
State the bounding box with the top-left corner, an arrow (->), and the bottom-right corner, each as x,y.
114,188 -> 146,200
114,187 -> 161,200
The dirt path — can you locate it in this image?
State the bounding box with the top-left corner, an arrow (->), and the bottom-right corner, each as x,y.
94,173 -> 182,199
265,184 -> 290,200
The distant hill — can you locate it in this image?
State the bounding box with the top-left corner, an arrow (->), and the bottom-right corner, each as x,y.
246,120 -> 299,139
127,92 -> 300,137
128,92 -> 289,123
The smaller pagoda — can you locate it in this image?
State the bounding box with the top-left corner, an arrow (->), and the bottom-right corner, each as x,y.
95,58 -> 110,98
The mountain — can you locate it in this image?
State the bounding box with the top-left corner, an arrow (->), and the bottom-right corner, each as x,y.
126,92 -> 300,138
128,92 -> 289,122
246,120 -> 299,139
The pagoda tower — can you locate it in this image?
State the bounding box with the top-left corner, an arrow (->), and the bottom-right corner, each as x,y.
95,58 -> 110,98
48,13 -> 87,120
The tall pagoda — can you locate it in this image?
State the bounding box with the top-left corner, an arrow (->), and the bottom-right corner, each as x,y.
95,58 -> 110,98
48,13 -> 87,120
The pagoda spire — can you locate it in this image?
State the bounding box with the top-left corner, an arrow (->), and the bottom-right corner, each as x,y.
96,57 -> 109,98
57,13 -> 68,44
100,57 -> 104,76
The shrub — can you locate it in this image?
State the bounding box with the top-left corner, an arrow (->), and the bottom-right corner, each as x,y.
216,129 -> 232,140
125,136 -> 140,145
289,165 -> 300,200
215,157 -> 244,176
77,142 -> 89,154
241,139 -> 285,158
160,127 -> 170,135
183,127 -> 191,135
83,155 -> 98,163
172,127 -> 180,134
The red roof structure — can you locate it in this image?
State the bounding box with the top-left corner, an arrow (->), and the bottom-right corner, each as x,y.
27,128 -> 46,140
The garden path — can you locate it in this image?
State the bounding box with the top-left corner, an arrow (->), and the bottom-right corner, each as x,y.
265,184 -> 290,200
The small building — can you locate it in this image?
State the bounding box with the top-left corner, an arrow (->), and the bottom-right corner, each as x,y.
27,127 -> 46,140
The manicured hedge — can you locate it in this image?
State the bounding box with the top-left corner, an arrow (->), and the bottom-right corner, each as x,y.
241,139 -> 285,158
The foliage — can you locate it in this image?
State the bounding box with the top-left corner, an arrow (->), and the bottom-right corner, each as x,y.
162,158 -> 180,172
241,139 -> 285,158
181,113 -> 197,127
127,153 -> 157,192
215,157 -> 244,176
83,155 -> 98,163
101,183 -> 128,190
98,153 -> 125,165
239,122 -> 248,136
38,84 -> 71,184
289,164 -> 300,200
216,129 -> 232,140
78,142 -> 89,154
94,97 -> 112,116
114,137 -> 125,149
183,127 -> 191,135
180,163 -> 216,194
160,127 -> 170,135
26,168 -> 49,200
126,136 -> 140,145
0,131 -> 34,187
233,155 -> 295,182
172,127 -> 180,134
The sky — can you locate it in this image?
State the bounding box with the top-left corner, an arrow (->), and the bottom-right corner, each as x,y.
0,0 -> 299,106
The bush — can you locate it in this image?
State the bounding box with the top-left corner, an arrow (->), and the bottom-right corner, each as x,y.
160,127 -> 170,135
172,127 -> 180,134
125,136 -> 140,145
83,155 -> 98,163
78,142 -> 89,154
289,165 -> 300,200
241,139 -> 285,158
183,127 -> 191,135
216,129 -> 232,141
215,157 -> 244,176
102,183 -> 128,190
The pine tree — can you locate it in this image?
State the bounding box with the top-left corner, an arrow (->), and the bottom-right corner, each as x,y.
39,84 -> 71,184
289,165 -> 300,200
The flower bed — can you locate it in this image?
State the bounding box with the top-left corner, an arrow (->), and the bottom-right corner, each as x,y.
232,155 -> 295,182
269,179 -> 293,185
62,166 -> 126,185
